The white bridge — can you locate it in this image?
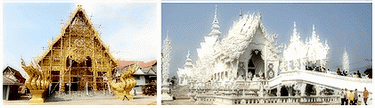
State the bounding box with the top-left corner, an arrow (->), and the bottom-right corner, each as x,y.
189,70 -> 372,105
269,70 -> 372,93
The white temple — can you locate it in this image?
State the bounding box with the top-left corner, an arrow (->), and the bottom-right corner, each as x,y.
174,5 -> 372,105
177,50 -> 193,85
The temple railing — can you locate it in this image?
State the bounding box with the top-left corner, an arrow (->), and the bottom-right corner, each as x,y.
303,70 -> 372,84
268,70 -> 372,91
194,95 -> 340,105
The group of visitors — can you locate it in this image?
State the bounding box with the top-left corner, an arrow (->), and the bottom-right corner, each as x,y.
336,68 -> 362,78
306,65 -> 326,73
352,70 -> 362,78
340,87 -> 369,105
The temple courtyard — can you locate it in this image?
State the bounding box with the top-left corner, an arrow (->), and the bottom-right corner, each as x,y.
3,95 -> 156,105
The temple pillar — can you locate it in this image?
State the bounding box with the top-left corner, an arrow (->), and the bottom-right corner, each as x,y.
93,70 -> 97,91
60,70 -> 65,92
314,85 -> 323,96
287,86 -> 293,97
301,83 -> 307,96
276,84 -> 281,97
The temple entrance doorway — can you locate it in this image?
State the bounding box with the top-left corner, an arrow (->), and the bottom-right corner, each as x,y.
248,50 -> 265,79
66,56 -> 93,91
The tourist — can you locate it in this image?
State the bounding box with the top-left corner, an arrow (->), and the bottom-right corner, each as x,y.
340,89 -> 345,105
353,72 -> 358,78
349,90 -> 354,105
363,87 -> 369,105
354,89 -> 358,105
337,68 -> 341,75
357,70 -> 362,78
345,88 -> 349,105
358,95 -> 362,105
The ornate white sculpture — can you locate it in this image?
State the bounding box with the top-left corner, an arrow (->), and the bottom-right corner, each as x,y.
342,48 -> 349,72
162,34 -> 173,101
313,85 -> 325,96
283,22 -> 329,71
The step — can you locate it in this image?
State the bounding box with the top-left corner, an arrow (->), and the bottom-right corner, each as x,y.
46,90 -> 116,102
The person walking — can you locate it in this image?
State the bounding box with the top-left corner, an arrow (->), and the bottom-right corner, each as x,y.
345,88 -> 349,105
349,90 -> 354,105
340,89 -> 345,105
363,87 -> 369,105
354,89 -> 358,105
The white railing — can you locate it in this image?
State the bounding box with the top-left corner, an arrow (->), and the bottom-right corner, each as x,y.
303,70 -> 372,84
194,95 -> 340,105
268,70 -> 372,90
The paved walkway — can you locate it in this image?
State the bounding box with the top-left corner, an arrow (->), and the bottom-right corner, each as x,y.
3,95 -> 156,105
162,99 -> 196,105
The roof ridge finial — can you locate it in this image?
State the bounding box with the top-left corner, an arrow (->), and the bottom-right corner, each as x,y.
239,9 -> 242,17
209,5 -> 221,37
215,5 -> 217,18
313,25 -> 315,31
166,30 -> 169,40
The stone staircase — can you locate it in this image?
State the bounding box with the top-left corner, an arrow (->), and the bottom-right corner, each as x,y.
46,90 -> 116,102
171,85 -> 190,99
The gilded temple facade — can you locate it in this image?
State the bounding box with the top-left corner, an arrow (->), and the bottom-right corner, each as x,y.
20,5 -> 140,103
37,5 -> 117,92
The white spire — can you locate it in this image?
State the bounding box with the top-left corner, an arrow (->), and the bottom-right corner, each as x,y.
162,32 -> 172,83
342,47 -> 349,72
209,5 -> 221,37
312,25 -> 317,40
184,50 -> 193,68
239,9 -> 242,17
166,30 -> 170,41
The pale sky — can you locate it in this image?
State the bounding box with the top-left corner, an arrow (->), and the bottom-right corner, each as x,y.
2,2 -> 158,77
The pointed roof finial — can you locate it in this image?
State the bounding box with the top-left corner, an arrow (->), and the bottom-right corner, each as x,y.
312,25 -> 317,39
209,5 -> 221,37
215,5 -> 217,17
239,9 -> 242,17
165,30 -> 170,41
313,25 -> 315,32
213,4 -> 218,24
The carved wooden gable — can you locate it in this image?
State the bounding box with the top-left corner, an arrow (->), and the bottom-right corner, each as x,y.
37,6 -> 117,68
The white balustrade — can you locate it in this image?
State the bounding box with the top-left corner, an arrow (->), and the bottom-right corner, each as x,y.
194,95 -> 340,105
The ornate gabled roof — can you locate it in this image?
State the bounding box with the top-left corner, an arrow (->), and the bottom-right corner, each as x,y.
118,60 -> 157,68
36,5 -> 117,66
214,13 -> 277,63
3,66 -> 25,84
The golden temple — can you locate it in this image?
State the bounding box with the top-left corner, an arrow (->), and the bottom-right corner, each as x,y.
21,5 -> 138,103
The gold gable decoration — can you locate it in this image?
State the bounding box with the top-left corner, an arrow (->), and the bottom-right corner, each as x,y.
21,5 -> 123,103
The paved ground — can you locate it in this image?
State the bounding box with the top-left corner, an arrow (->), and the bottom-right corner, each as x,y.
161,99 -> 343,105
162,99 -> 196,105
3,95 -> 157,105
